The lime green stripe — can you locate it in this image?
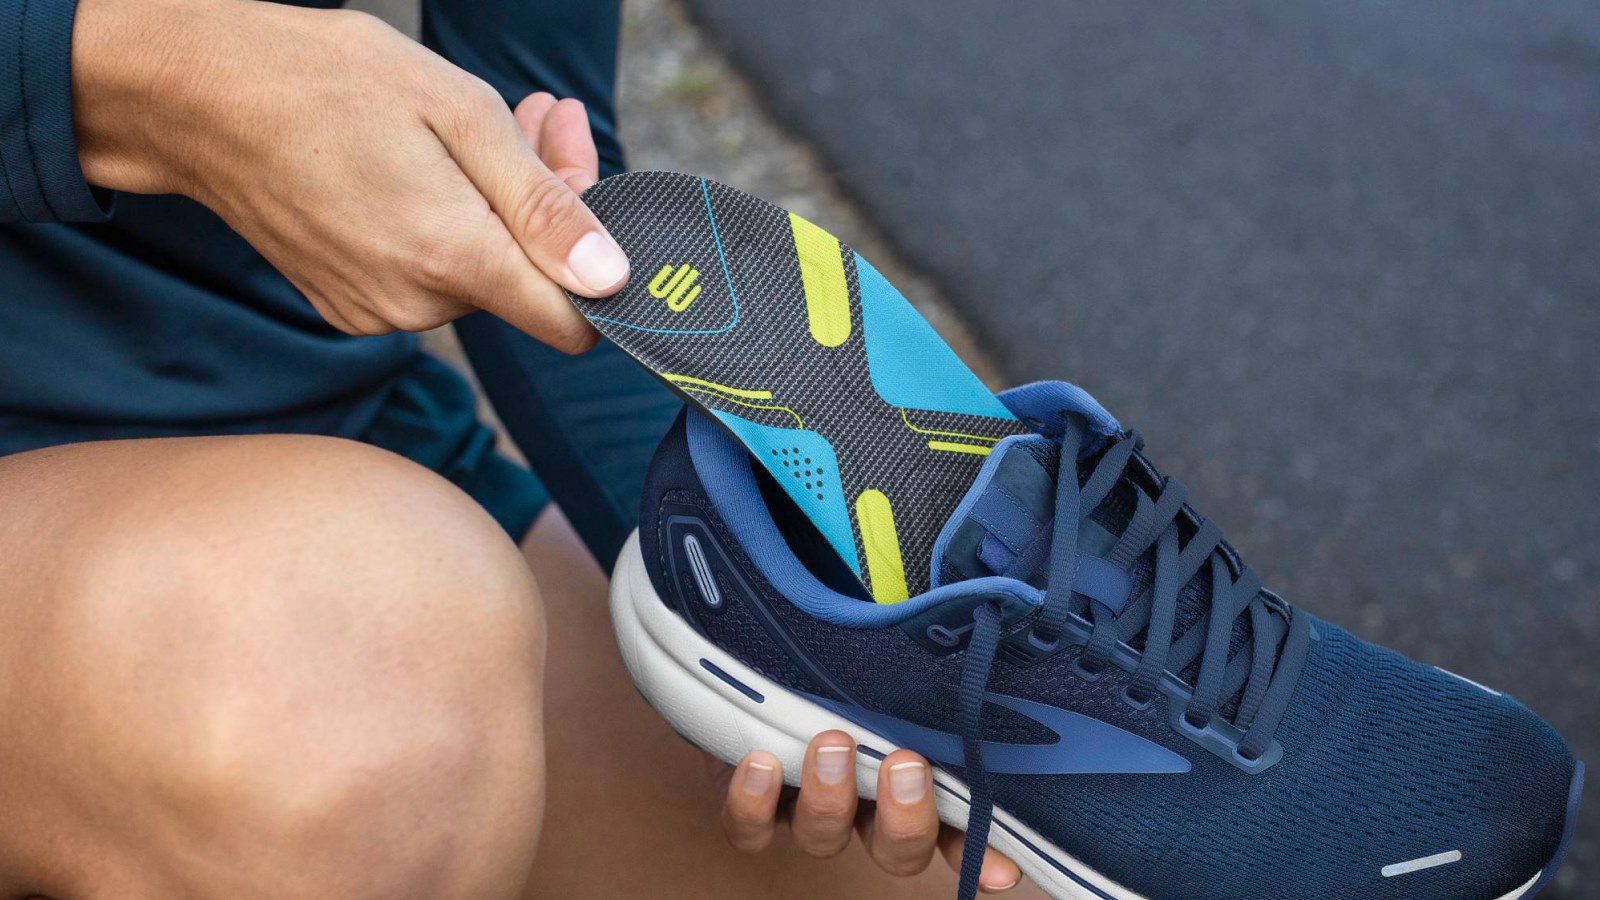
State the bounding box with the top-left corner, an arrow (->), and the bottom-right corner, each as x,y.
676,387 -> 805,428
898,408 -> 1001,444
927,440 -> 993,456
789,213 -> 852,348
854,489 -> 909,603
662,374 -> 774,400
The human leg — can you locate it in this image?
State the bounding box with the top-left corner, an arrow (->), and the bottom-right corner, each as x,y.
0,436 -> 546,900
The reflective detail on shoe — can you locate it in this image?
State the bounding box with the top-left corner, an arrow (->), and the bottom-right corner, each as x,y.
789,212 -> 852,347
1380,850 -> 1461,878
683,533 -> 722,609
661,510 -> 862,701
1435,666 -> 1503,697
856,488 -> 909,603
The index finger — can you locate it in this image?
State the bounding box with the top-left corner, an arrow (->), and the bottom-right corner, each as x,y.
518,95 -> 600,195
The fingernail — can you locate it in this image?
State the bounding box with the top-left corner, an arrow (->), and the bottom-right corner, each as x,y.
568,231 -> 629,293
979,876 -> 1020,894
815,746 -> 853,785
744,761 -> 774,795
888,761 -> 927,804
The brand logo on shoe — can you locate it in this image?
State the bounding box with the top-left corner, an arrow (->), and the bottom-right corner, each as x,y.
811,692 -> 1192,776
649,263 -> 702,312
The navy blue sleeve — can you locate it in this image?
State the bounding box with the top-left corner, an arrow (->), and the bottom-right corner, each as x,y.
0,0 -> 111,222
424,0 -> 684,565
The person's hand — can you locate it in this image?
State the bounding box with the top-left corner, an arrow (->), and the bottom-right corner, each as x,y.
71,0 -> 624,351
717,731 -> 1024,893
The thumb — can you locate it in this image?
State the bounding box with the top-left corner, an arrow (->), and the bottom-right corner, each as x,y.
428,83 -> 629,299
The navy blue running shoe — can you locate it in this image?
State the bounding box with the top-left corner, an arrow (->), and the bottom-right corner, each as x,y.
574,173 -> 1584,900
614,403 -> 1583,900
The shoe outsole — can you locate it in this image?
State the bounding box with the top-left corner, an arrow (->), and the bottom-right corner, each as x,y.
610,532 -> 1580,900
569,172 -> 1026,602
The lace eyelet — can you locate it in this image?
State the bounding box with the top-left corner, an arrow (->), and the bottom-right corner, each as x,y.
1026,627 -> 1060,653
1180,712 -> 1211,734
1232,745 -> 1263,766
1072,658 -> 1105,682
1121,686 -> 1153,710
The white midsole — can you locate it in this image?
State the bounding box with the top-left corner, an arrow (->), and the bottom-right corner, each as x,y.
608,531 -> 1542,900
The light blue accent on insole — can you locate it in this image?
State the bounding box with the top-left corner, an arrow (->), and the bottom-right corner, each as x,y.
687,412 -> 1042,627
587,178 -> 741,336
855,253 -> 1014,420
709,411 -> 860,575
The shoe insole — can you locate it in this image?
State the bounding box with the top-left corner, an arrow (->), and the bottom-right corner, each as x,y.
568,172 -> 1026,602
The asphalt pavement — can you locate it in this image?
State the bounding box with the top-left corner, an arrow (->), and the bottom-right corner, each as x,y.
686,0 -> 1600,893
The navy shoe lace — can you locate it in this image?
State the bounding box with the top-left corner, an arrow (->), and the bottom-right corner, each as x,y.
950,415 -> 1312,900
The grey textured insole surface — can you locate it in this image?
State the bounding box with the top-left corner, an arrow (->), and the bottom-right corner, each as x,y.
568,172 -> 1024,601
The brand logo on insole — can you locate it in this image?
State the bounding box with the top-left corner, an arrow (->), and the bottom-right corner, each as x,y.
648,263 -> 702,312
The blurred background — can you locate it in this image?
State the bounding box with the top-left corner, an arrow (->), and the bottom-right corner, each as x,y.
362,0 -> 1600,894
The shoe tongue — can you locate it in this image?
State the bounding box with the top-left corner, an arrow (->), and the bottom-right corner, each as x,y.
934,436 -> 1064,586
935,435 -> 1132,586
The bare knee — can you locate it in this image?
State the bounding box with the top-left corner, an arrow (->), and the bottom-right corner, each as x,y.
3,436 -> 545,899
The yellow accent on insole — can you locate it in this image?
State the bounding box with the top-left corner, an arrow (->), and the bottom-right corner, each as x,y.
926,440 -> 993,456
898,408 -> 1002,444
667,282 -> 701,313
647,263 -> 685,296
788,213 -> 852,348
648,264 -> 701,312
675,387 -> 804,429
854,489 -> 909,603
662,374 -> 775,400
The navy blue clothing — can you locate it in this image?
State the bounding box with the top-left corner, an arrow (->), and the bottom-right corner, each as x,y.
352,351 -> 548,539
0,0 -> 110,222
0,0 -> 680,555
